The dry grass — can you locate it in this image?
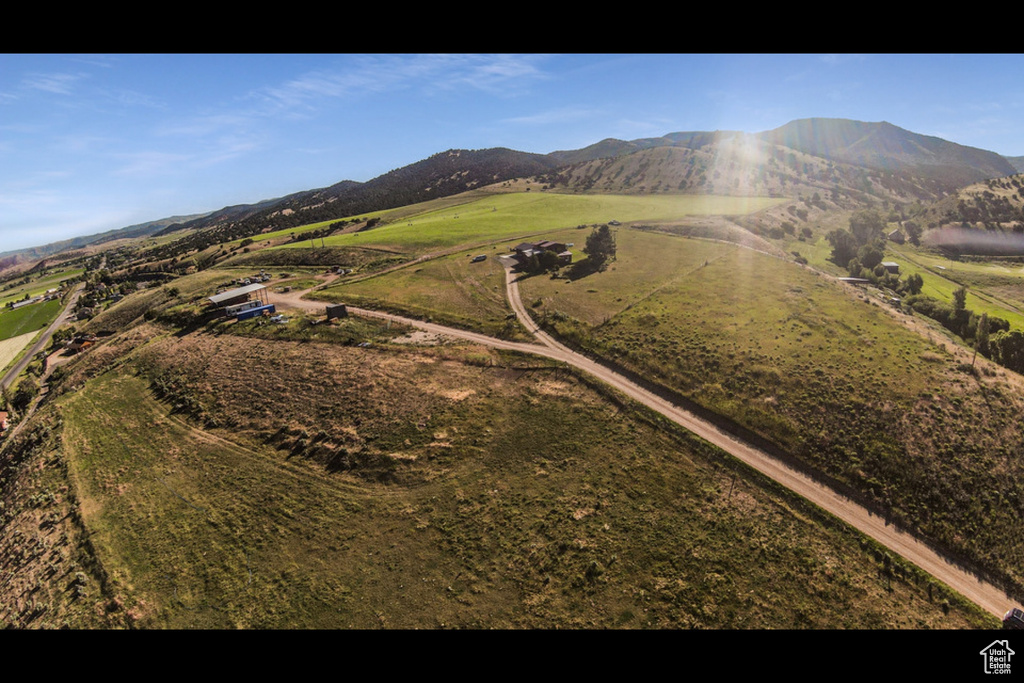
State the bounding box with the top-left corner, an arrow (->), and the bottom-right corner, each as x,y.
39,325 -> 996,628
0,331 -> 38,373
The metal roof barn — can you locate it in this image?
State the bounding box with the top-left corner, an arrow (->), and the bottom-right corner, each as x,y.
207,283 -> 268,307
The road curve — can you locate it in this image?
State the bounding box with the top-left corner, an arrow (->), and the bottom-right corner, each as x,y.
274,271 -> 1019,620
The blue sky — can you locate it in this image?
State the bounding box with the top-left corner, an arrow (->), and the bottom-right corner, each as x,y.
3,53 -> 1024,254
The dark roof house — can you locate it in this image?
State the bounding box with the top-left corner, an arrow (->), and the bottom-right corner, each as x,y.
881,261 -> 900,274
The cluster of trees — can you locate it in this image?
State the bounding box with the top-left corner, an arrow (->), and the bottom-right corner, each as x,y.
826,210 -> 925,297
906,286 -> 1007,343
522,249 -> 564,274
827,209 -> 888,269
901,283 -> 1024,375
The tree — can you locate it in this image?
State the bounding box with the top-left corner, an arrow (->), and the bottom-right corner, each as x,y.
826,228 -> 858,266
11,377 -> 38,412
973,312 -> 989,367
904,221 -> 922,246
849,209 -> 886,245
953,285 -> 968,312
584,224 -> 616,270
905,273 -> 924,295
857,244 -> 884,270
991,329 -> 1024,374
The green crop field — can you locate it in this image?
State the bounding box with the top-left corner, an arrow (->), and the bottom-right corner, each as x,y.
886,245 -> 1024,329
0,298 -> 62,342
275,192 -> 786,254
0,268 -> 82,308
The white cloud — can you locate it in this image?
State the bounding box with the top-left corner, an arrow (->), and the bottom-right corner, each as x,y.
257,54 -> 549,114
111,151 -> 192,176
502,105 -> 599,126
22,72 -> 85,95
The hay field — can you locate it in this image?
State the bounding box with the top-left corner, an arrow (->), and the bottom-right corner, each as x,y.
0,331 -> 37,373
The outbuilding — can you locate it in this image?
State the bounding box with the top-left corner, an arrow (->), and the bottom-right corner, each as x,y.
207,283 -> 269,311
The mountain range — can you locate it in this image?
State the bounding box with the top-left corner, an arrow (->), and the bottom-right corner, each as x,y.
2,118 -> 1019,272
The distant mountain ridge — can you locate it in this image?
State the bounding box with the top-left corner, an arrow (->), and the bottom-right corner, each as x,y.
5,118 -> 1022,270
143,148 -> 561,258
758,118 -> 1015,186
0,213 -> 212,274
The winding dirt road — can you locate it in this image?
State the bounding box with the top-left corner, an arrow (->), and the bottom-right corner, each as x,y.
270,265 -> 1019,621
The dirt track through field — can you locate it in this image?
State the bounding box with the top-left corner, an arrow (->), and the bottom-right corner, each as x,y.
270,267 -> 1019,620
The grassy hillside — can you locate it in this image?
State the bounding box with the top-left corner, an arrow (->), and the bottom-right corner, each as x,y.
519,230 -> 1024,592
18,322 -> 987,628
6,168 -> 1024,630
277,192 -> 785,255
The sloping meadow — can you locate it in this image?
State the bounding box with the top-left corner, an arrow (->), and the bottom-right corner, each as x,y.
521,230 -> 1024,594
51,324 -> 990,628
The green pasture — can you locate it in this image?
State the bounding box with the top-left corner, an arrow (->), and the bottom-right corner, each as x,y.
274,192 -> 786,255
887,245 -> 1024,329
0,298 -> 62,342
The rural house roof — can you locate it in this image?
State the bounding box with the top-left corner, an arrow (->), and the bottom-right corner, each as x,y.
208,283 -> 267,305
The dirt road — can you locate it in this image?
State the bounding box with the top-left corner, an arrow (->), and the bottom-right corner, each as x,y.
272,269 -> 1019,621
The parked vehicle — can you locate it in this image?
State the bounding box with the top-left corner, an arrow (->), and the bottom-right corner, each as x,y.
1004,607 -> 1024,629
471,255 -> 486,262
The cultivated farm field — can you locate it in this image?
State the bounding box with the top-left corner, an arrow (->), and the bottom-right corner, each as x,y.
0,299 -> 62,342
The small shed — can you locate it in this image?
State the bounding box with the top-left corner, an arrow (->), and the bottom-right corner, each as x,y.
881,262 -> 900,274
208,283 -> 269,309
326,304 -> 348,320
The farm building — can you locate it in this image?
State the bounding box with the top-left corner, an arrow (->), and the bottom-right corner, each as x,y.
881,262 -> 900,274
10,296 -> 44,310
208,283 -> 270,311
510,241 -> 572,267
